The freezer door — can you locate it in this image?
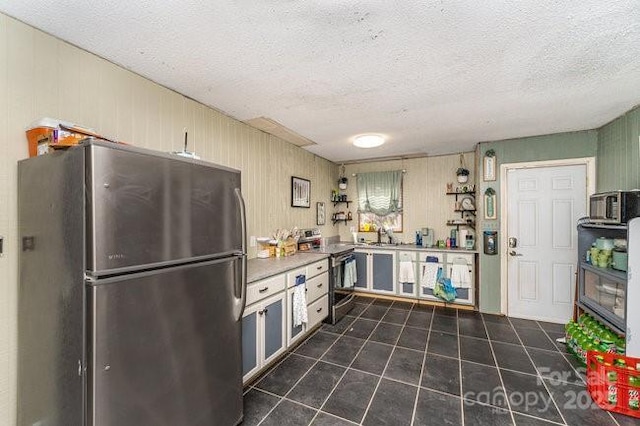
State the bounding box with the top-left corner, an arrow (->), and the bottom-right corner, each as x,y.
87,143 -> 243,274
88,258 -> 243,426
17,150 -> 86,426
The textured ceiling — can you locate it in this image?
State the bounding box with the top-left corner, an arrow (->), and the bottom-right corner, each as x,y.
2,1 -> 640,162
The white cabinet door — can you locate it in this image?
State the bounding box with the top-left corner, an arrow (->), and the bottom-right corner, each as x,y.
446,254 -> 474,305
397,251 -> 418,297
242,303 -> 261,383
417,252 -> 444,301
242,282 -> 287,384
353,249 -> 396,294
262,292 -> 287,367
286,287 -> 307,346
354,250 -> 370,290
371,250 -> 396,294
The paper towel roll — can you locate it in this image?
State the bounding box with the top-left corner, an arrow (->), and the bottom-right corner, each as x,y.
459,230 -> 468,246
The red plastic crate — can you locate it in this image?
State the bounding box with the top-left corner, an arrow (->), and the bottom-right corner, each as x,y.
587,351 -> 640,418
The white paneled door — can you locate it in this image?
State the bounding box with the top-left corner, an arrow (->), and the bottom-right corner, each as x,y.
507,165 -> 587,323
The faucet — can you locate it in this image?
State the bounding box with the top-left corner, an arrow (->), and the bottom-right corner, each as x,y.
377,227 -> 382,245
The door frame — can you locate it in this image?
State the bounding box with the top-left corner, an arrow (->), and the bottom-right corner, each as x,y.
499,157 -> 596,316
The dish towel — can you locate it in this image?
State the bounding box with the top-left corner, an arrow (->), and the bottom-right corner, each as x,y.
450,258 -> 471,288
342,258 -> 357,288
421,263 -> 439,289
398,260 -> 415,283
293,283 -> 308,327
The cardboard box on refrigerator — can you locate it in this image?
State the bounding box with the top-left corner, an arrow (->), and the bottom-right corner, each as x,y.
25,118 -> 103,157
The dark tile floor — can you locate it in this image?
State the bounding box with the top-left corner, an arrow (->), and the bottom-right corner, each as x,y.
242,297 -> 636,426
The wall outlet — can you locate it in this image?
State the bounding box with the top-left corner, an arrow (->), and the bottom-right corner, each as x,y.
249,236 -> 256,247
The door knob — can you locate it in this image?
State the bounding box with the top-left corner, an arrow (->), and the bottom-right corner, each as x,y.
509,250 -> 523,257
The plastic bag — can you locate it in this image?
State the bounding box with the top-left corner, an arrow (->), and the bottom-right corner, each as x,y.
433,267 -> 457,302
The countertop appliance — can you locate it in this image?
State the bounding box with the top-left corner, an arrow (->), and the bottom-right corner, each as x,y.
18,140 -> 247,426
297,228 -> 322,250
589,190 -> 640,224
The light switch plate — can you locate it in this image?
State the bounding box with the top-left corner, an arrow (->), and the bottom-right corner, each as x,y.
249,236 -> 256,247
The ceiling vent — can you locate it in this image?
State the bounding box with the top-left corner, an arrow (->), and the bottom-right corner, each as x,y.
244,117 -> 316,147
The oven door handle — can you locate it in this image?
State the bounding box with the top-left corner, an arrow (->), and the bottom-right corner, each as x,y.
334,252 -> 354,264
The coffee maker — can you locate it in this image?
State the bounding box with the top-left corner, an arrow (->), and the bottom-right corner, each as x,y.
421,228 -> 434,247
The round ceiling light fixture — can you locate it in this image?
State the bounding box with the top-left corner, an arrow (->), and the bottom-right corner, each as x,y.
353,134 -> 385,148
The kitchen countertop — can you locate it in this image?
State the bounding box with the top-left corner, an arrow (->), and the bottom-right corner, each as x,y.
247,253 -> 329,283
304,244 -> 355,255
344,243 -> 479,254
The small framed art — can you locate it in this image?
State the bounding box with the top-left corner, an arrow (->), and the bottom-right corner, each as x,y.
316,202 -> 325,225
291,176 -> 310,208
483,150 -> 496,181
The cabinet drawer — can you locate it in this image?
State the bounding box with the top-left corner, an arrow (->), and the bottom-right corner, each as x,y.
306,273 -> 328,303
287,267 -> 308,288
446,253 -> 474,265
306,259 -> 329,279
307,294 -> 329,330
247,274 -> 286,306
398,251 -> 417,262
418,252 -> 444,263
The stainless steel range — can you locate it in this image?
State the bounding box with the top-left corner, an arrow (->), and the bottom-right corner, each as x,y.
311,243 -> 356,324
298,231 -> 356,324
327,247 -> 356,324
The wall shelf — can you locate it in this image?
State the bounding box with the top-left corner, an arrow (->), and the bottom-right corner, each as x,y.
332,218 -> 352,225
446,191 -> 476,230
446,220 -> 475,231
333,200 -> 352,207
446,191 -> 476,197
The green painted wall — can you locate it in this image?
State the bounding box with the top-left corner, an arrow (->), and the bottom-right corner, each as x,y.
476,131 -> 598,314
597,106 -> 640,191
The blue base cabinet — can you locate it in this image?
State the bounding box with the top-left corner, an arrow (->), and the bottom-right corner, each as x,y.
242,291 -> 286,384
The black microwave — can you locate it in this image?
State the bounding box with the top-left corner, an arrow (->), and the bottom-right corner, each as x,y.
589,190 -> 640,224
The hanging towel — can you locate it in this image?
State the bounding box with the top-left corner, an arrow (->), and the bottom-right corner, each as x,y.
450,258 -> 472,288
293,283 -> 308,327
343,258 -> 357,288
421,263 -> 439,289
398,260 -> 415,283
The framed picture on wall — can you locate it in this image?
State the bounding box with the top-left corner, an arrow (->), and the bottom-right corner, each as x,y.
316,202 -> 325,225
483,150 -> 497,181
291,176 -> 310,208
484,191 -> 497,220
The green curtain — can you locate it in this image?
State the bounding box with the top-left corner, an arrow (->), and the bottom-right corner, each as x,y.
356,170 -> 403,216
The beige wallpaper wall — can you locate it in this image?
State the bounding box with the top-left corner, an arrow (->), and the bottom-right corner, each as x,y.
337,153 -> 476,244
0,13 -> 337,425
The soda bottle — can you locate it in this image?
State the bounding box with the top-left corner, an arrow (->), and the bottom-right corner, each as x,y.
577,334 -> 589,363
579,313 -> 589,325
607,368 -> 618,404
629,376 -> 640,410
568,328 -> 578,354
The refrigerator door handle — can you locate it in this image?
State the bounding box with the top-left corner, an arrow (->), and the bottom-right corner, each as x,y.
234,254 -> 247,321
233,188 -> 247,321
234,188 -> 247,255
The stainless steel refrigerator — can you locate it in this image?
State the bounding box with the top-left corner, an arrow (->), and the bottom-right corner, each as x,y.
18,140 -> 247,426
